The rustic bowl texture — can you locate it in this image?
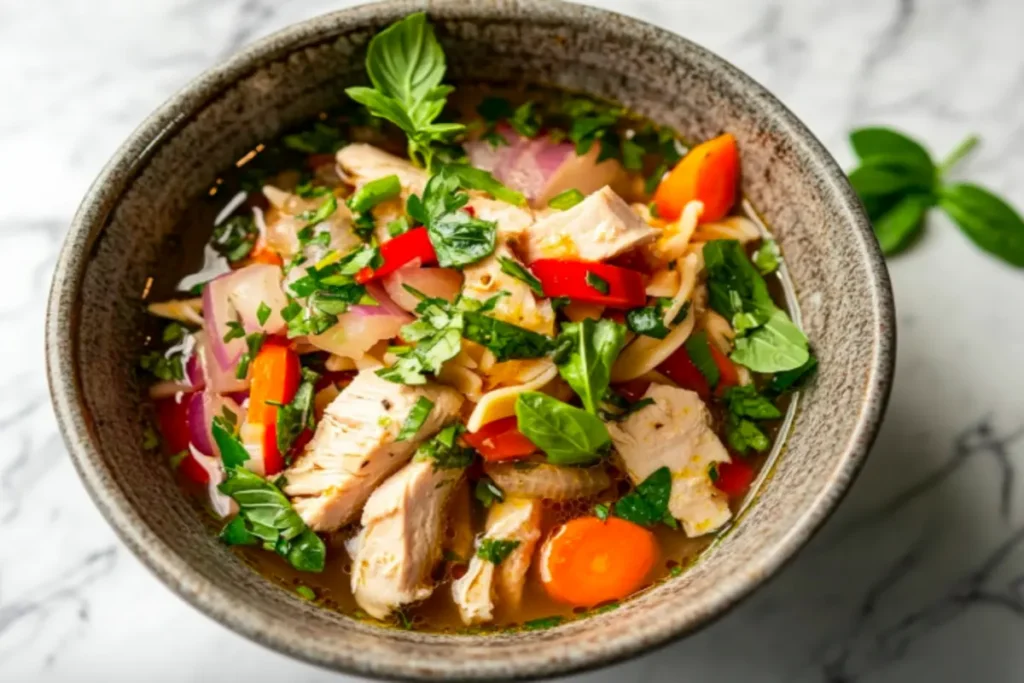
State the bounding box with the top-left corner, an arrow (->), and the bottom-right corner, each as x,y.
46,0 -> 894,679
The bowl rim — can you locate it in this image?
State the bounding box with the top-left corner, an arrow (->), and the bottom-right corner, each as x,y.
46,0 -> 895,679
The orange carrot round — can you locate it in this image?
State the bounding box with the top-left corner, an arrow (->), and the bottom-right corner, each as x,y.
540,516 -> 658,607
653,133 -> 739,223
246,339 -> 300,474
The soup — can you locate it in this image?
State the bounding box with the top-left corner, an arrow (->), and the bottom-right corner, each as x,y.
140,13 -> 815,634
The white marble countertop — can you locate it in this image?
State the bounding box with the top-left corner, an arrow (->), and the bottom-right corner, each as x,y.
3,0 -> 1024,681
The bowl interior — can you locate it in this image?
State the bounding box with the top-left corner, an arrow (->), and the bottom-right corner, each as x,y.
48,1 -> 892,679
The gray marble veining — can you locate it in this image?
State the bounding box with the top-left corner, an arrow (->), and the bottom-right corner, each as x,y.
3,0 -> 1024,681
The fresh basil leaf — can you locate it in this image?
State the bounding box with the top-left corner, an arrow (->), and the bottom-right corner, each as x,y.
585,271 -> 610,295
276,368 -> 319,457
554,319 -> 627,415
218,468 -> 306,543
287,528 -> 327,572
548,188 -> 585,211
509,101 -> 541,138
703,240 -> 775,325
414,423 -> 475,469
726,414 -> 770,454
397,396 -> 434,442
428,211 -> 497,268
463,312 -> 553,362
939,183 -> 1024,267
347,174 -> 401,213
766,354 -> 818,396
684,331 -> 720,387
612,466 -> 673,528
752,239 -> 780,274
444,164 -> 526,206
625,306 -> 669,339
515,392 -> 611,466
724,385 -> 782,420
498,256 -> 544,296
162,322 -> 188,343
220,517 -> 259,546
364,12 -> 446,107
871,194 -> 932,255
731,309 -> 809,373
849,127 -> 934,172
476,538 -> 520,565
212,421 -> 249,469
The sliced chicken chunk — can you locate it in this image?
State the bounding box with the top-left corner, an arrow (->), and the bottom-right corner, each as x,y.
451,498 -> 543,625
283,370 -> 463,531
519,186 -> 658,263
606,384 -> 732,537
462,244 -> 555,336
336,143 -> 428,196
351,460 -> 464,619
465,195 -> 536,242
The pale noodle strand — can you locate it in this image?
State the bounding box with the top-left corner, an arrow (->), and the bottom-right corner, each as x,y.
691,216 -> 762,244
701,310 -> 735,354
654,200 -> 704,261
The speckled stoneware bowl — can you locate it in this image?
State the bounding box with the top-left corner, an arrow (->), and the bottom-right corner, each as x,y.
46,0 -> 894,679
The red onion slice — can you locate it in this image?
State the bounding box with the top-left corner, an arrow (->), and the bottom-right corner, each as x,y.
196,331 -> 250,394
187,391 -> 242,457
203,274 -> 246,370
382,262 -> 463,312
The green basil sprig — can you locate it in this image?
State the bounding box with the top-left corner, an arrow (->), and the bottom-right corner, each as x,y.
849,128 -> 1024,265
514,392 -> 611,466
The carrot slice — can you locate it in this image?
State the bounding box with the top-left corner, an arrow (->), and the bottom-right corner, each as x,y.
540,517 -> 658,607
246,339 -> 300,475
653,133 -> 739,223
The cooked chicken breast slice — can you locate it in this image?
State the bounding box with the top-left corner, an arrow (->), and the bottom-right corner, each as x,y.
283,370 -> 463,531
606,384 -> 732,537
351,460 -> 464,620
465,195 -> 536,242
462,244 -> 555,336
451,498 -> 543,625
519,186 -> 658,263
336,143 -> 428,195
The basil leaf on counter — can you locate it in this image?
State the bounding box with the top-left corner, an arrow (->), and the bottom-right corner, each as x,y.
939,183 -> 1024,267
872,194 -> 932,255
514,392 -> 611,466
554,319 -> 627,415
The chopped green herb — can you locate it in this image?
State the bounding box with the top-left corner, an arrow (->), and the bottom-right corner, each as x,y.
210,215 -> 258,263
414,423 -> 475,469
296,585 -> 317,601
708,463 -> 719,483
476,538 -> 521,565
475,476 -> 505,508
594,503 -> 610,521
142,424 -> 160,451
234,332 -> 266,379
498,256 -> 544,296
168,450 -> 189,469
139,350 -> 185,382
282,122 -> 344,154
669,565 -> 684,577
585,271 -> 610,295
396,396 -> 434,442
256,302 -> 272,327
766,354 -> 818,396
387,216 -> 411,237
553,319 -> 627,415
222,320 -> 245,343
548,188 -> 585,210
522,616 -> 563,631
625,305 -> 670,340
726,414 -> 770,454
276,368 -> 320,458
396,609 -> 415,630
752,239 -> 780,274
161,322 -> 188,343
683,331 -> 720,387
613,466 -> 674,528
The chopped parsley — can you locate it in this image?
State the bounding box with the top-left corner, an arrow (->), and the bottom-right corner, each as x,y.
594,502 -> 610,521
276,368 -> 320,458
282,121 -> 344,154
256,302 -> 272,327
210,214 -> 258,263
296,585 -> 317,601
234,332 -> 265,379
474,476 -> 505,508
476,538 -> 521,565
139,349 -> 185,382
222,321 -> 245,343
753,239 -> 780,274
414,423 -> 475,470
625,305 -> 670,340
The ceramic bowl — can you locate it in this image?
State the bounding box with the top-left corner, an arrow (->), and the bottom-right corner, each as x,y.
46,0 -> 894,679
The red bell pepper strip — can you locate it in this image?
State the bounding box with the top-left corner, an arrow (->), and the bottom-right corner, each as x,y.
463,417 -> 537,462
155,397 -> 209,485
657,344 -> 711,400
355,226 -> 437,283
713,460 -> 754,496
709,344 -> 740,390
246,339 -> 301,475
529,259 -> 647,309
